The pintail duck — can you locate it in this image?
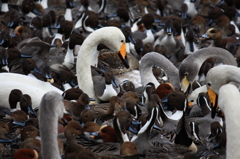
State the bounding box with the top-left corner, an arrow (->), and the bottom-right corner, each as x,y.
179,47 -> 237,94
174,112 -> 198,153
76,27 -> 129,103
182,0 -> 198,18
75,10 -> 99,32
1,0 -> 9,14
132,13 -> 157,45
64,0 -> 75,22
64,92 -> 90,120
201,28 -> 238,48
63,120 -> 85,158
137,0 -> 156,15
79,0 -> 93,12
159,91 -> 188,134
154,19 -> 181,64
62,87 -> 83,101
36,0 -> 48,9
93,70 -> 118,102
21,0 -> 44,18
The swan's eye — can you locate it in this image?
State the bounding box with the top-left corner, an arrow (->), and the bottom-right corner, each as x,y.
121,40 -> 123,42
207,83 -> 211,87
184,73 -> 188,76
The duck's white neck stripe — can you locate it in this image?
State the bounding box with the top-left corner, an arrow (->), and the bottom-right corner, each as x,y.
117,118 -> 129,142
63,83 -> 72,91
1,3 -> 9,12
64,8 -> 72,21
39,0 -> 48,9
52,33 -> 63,45
25,12 -> 37,18
63,47 -> 74,69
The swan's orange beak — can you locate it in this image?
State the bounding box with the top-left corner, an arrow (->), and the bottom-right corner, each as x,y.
207,87 -> 218,118
118,42 -> 129,69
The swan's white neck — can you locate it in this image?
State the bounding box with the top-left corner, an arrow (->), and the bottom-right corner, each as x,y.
218,84 -> 240,159
139,52 -> 179,89
76,27 -> 124,103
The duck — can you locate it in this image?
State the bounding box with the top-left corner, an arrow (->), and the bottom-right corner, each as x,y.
63,120 -> 85,158
64,92 -> 90,120
88,125 -> 118,143
64,0 -> 75,21
38,91 -> 65,159
174,112 -> 198,153
36,0 -> 48,9
131,101 -> 162,153
154,19 -> 182,64
93,70 -> 118,102
21,0 -> 44,18
79,0 -> 93,12
120,141 -> 138,156
76,26 -> 129,103
201,28 -> 238,48
13,148 -> 38,159
179,47 -> 237,94
158,91 -> 188,135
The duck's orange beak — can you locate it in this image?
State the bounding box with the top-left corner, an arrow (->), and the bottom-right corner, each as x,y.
118,42 -> 129,69
207,87 -> 218,118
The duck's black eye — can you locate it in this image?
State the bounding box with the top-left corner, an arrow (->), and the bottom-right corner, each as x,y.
207,83 -> 211,87
210,30 -> 215,33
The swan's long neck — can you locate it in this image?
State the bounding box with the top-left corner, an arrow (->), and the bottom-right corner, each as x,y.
193,48 -> 237,69
218,84 -> 240,159
40,113 -> 60,159
76,32 -> 101,101
140,52 -> 179,89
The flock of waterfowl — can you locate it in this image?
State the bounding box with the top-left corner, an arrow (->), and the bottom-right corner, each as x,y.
0,0 -> 240,158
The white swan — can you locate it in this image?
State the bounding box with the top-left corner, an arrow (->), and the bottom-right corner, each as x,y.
179,47 -> 237,93
218,84 -> 240,159
76,27 -> 128,103
139,52 -> 180,89
39,91 -> 64,159
0,73 -> 63,108
205,65 -> 240,159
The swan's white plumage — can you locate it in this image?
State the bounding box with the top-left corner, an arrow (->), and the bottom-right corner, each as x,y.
0,73 -> 63,108
218,84 -> 240,159
76,27 -> 125,103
